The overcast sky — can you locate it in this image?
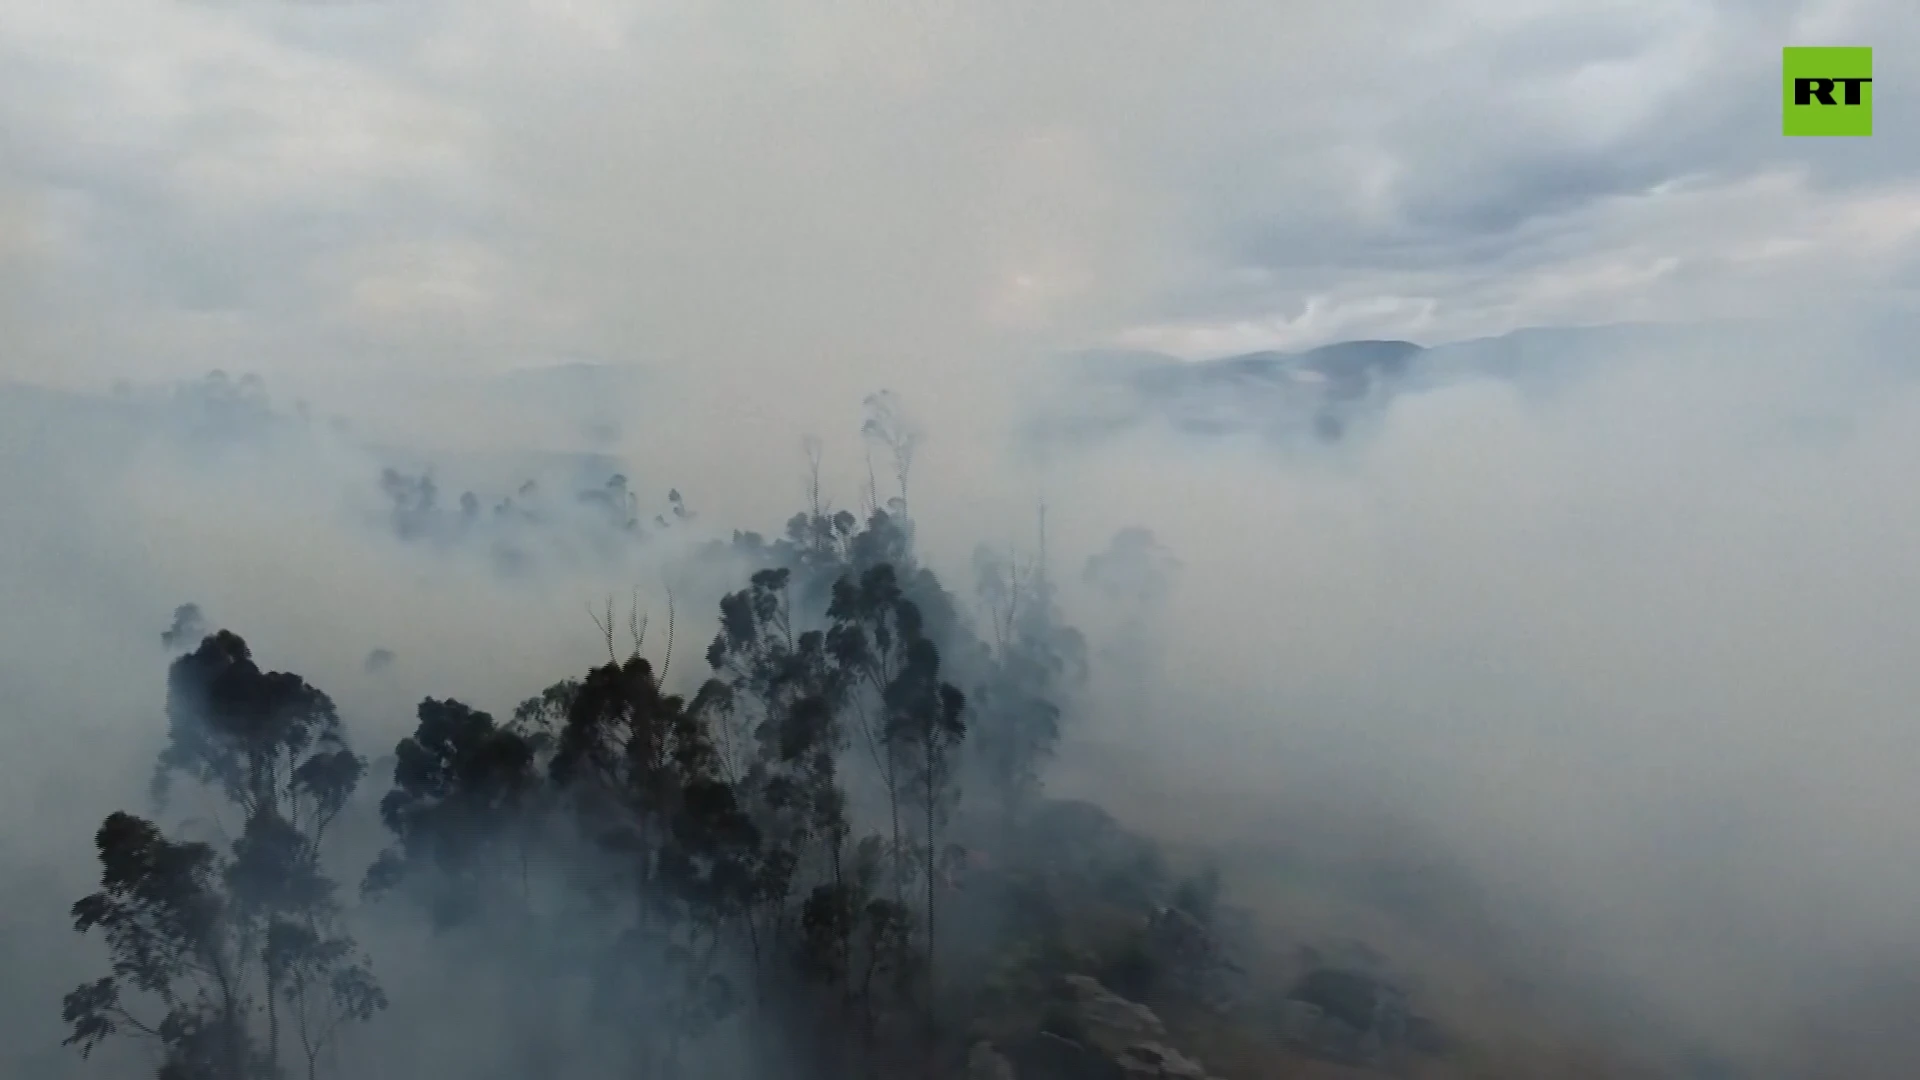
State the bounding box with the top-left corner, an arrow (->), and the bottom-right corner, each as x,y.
1,0 -> 1915,388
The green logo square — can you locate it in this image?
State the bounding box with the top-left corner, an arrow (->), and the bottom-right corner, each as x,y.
1783,47 -> 1873,136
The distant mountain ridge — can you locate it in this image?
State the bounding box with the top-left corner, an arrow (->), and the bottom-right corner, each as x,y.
1033,322 -> 1701,446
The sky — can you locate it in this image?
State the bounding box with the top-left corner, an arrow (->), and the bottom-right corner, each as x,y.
2,0 -> 1916,395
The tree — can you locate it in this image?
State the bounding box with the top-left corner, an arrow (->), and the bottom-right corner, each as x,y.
970,540 -> 1086,816
64,812 -> 258,1080
794,836 -> 920,1072
65,630 -> 388,1080
54,402 -> 1237,1080
377,469 -> 439,542
161,604 -> 208,652
860,390 -> 921,519
702,567 -> 901,1068
884,616 -> 966,1022
362,695 -> 572,1079
544,653 -> 766,1078
363,698 -> 541,927
826,564 -> 967,1018
703,571 -> 844,920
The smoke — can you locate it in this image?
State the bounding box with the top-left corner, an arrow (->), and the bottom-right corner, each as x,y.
7,1 -> 1920,1077
1033,320 -> 1920,1070
2,313 -> 1918,1075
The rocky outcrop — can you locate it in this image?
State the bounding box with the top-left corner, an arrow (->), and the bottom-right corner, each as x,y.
969,1040 -> 1018,1080
1000,975 -> 1225,1080
1114,1041 -> 1212,1079
1060,974 -> 1167,1050
1279,967 -> 1411,1066
1143,905 -> 1247,1013
1010,1031 -> 1122,1080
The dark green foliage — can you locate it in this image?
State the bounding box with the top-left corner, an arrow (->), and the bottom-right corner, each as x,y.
63,404 -> 1206,1080
64,814 -> 236,1069
796,835 -> 918,994
378,468 -> 439,541
161,604 -> 207,651
578,473 -> 641,533
969,543 -> 1087,814
823,562 -> 968,1010
68,633 -> 384,1080
155,630 -> 361,830
363,698 -> 540,926
65,803 -> 386,1080
540,653 -> 773,1073
706,504 -> 1077,830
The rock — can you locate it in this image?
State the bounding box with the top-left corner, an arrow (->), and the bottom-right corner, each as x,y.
1278,998 -> 1323,1043
1281,968 -> 1411,1066
1027,976 -> 1224,1080
968,1040 -> 1017,1080
1115,1041 -> 1217,1079
1008,1031 -> 1123,1080
1143,906 -> 1247,1013
1060,974 -> 1166,1052
1147,906 -> 1210,952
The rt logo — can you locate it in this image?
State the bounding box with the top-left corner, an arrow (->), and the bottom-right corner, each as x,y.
1783,47 -> 1872,136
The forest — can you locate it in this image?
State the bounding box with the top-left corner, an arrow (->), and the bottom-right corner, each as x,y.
46,368 -> 1538,1080
39,356 -> 1920,1080
51,389 -> 1242,1080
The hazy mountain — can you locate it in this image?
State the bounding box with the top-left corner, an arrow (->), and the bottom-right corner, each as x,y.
1030,322 -> 1740,447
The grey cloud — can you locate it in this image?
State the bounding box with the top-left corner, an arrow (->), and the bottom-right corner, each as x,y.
1170,1 -> 1920,348
7,0 -> 1919,382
